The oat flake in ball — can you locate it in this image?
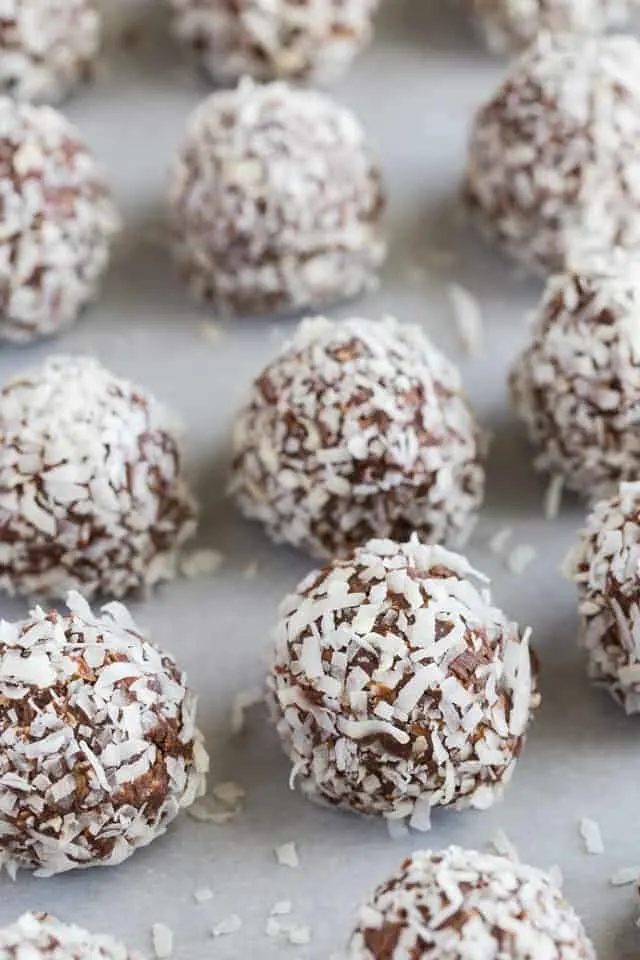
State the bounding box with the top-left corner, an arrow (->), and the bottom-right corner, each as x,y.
168,80 -> 385,317
348,847 -> 595,960
510,255 -> 640,497
0,0 -> 101,104
0,913 -> 141,960
268,537 -> 539,824
230,315 -> 484,557
0,97 -> 119,343
168,0 -> 381,85
0,592 -> 208,876
470,0 -> 635,55
464,34 -> 640,275
0,355 -> 197,600
565,481 -> 640,714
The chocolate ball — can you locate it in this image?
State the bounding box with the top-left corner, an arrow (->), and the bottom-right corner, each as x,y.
268,538 -> 539,824
168,0 -> 380,85
565,481 -> 640,714
168,81 -> 385,317
0,913 -> 140,959
0,0 -> 101,103
510,256 -> 640,497
0,97 -> 119,342
470,0 -> 634,54
0,592 -> 208,876
230,315 -> 484,557
0,355 -> 197,600
464,34 -> 640,275
348,847 -> 594,959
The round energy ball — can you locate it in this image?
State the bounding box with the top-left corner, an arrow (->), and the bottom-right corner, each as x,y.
564,482 -> 640,714
267,538 -> 539,824
0,355 -> 198,600
0,98 -> 119,343
168,0 -> 381,85
230,315 -> 485,557
0,0 -> 101,103
168,81 -> 386,317
348,847 -> 595,960
510,256 -> 640,497
464,34 -> 640,275
470,0 -> 635,55
0,913 -> 141,960
0,592 -> 209,876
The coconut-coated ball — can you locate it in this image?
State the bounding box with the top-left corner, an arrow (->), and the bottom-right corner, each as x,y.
0,913 -> 141,960
230,316 -> 485,557
168,81 -> 385,317
464,34 -> 640,275
268,538 -> 539,824
168,0 -> 381,85
510,256 -> 640,497
348,847 -> 595,960
564,482 -> 640,714
0,355 -> 198,600
470,0 -> 635,55
0,0 -> 101,103
0,592 -> 209,876
0,97 -> 119,342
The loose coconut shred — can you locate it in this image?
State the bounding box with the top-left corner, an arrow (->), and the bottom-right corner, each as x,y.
348,847 -> 595,960
0,99 -> 119,343
168,81 -> 386,318
0,591 -> 208,877
231,315 -> 485,558
565,481 -> 640,714
464,34 -> 640,275
0,912 -> 143,959
268,537 -> 539,823
0,355 -> 197,600
168,0 -> 381,85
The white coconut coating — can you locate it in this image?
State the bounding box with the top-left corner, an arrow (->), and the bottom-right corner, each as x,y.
0,592 -> 209,877
0,98 -> 119,343
0,913 -> 141,960
0,355 -> 198,601
0,0 -> 101,104
168,0 -> 380,85
464,34 -> 640,276
510,256 -> 640,497
470,0 -> 636,54
268,538 -> 539,824
564,482 -> 640,714
348,846 -> 595,960
230,316 -> 484,558
168,81 -> 385,317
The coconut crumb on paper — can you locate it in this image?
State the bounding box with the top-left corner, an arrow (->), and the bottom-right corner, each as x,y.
186,801 -> 238,825
212,915 -> 242,937
489,527 -> 512,555
266,917 -> 282,938
270,901 -> 293,917
200,321 -> 223,343
507,543 -> 537,575
610,866 -> 640,886
180,548 -> 224,579
489,828 -> 519,861
275,841 -> 299,868
151,923 -> 173,959
243,559 -> 260,580
448,282 -> 484,357
212,781 -> 245,807
544,474 -> 564,520
288,925 -> 312,945
386,817 -> 409,840
194,887 -> 214,903
579,817 -> 604,855
230,687 -> 264,734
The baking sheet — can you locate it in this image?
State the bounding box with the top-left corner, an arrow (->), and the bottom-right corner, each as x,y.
0,1 -> 637,957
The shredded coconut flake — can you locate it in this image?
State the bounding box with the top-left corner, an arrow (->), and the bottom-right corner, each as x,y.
275,841 -> 299,868
489,828 -> 519,861
230,687 -> 264,734
579,817 -> 604,855
180,548 -> 223,579
507,544 -> 537,575
448,283 -> 484,357
610,866 -> 640,886
212,915 -> 242,937
151,923 -> 173,959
